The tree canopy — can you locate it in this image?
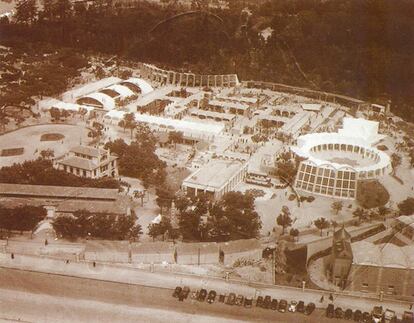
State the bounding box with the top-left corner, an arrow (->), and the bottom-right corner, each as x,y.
52,209 -> 142,241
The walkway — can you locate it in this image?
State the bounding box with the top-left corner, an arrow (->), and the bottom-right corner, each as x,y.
0,253 -> 412,319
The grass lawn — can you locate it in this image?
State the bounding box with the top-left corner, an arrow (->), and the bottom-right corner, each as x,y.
1,148 -> 24,156
40,133 -> 65,141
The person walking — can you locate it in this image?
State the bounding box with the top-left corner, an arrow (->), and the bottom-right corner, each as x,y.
329,293 -> 334,302
320,295 -> 324,303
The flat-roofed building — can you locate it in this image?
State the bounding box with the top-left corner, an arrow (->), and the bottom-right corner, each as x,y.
0,183 -> 119,201
55,145 -> 118,179
0,183 -> 130,218
346,241 -> 414,300
182,158 -> 248,200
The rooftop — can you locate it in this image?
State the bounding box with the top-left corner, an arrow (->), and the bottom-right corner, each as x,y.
0,183 -> 119,201
57,156 -> 98,171
183,159 -> 245,190
70,146 -> 107,158
352,241 -> 414,269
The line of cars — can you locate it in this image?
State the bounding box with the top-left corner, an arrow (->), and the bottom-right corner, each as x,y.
326,304 -> 413,323
172,286 -> 315,315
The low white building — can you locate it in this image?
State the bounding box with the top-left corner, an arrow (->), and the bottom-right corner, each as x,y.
182,158 -> 248,200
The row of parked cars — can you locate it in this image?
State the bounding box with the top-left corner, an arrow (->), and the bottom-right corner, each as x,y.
326,304 -> 413,323
172,286 -> 315,315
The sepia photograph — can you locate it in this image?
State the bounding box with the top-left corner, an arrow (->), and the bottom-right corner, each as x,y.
0,0 -> 413,322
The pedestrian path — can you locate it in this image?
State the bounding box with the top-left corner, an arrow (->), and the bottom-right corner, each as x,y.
0,252 -> 411,319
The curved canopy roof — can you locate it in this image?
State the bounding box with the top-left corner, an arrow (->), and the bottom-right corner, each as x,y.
122,78 -> 154,95
78,92 -> 115,110
104,84 -> 135,99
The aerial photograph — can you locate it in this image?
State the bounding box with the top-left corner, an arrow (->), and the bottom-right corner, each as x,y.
0,0 -> 413,322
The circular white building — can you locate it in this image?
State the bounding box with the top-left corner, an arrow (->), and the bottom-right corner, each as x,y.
292,118 -> 392,199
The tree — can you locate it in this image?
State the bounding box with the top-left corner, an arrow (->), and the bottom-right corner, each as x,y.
121,113 -> 137,139
39,149 -> 54,160
289,228 -> 299,241
148,217 -> 172,241
104,139 -> 128,158
168,131 -> 184,148
353,207 -> 369,224
314,217 -> 329,237
274,240 -> 287,274
49,107 -> 61,121
15,0 -> 37,25
398,198 -> 414,216
331,201 -> 343,215
356,180 -> 390,209
52,210 -> 141,241
377,206 -> 390,221
155,186 -> 175,215
208,192 -> 261,241
0,205 -> 46,235
277,205 -> 292,235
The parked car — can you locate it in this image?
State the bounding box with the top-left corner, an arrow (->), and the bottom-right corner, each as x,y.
362,311 -> 371,323
383,309 -> 396,323
173,286 -> 182,298
270,299 -> 278,311
288,300 -> 298,312
326,304 -> 335,318
198,289 -> 207,302
218,294 -> 226,303
371,306 -> 383,323
335,307 -> 344,319
402,311 -> 414,323
180,286 -> 190,300
344,308 -> 353,320
244,297 -> 253,308
278,299 -> 288,313
353,309 -> 362,322
296,301 -> 305,313
207,290 -> 217,304
304,303 -> 315,315
226,293 -> 236,305
235,295 -> 244,306
263,296 -> 272,309
256,296 -> 264,307
191,290 -> 199,300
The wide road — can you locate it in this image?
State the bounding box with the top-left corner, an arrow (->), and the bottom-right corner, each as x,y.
0,268 -> 349,323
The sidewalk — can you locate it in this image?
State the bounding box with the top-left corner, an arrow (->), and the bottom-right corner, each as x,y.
0,252 -> 412,319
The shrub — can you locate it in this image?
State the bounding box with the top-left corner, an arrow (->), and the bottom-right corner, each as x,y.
288,194 -> 296,201
356,180 -> 390,209
307,196 -> 315,203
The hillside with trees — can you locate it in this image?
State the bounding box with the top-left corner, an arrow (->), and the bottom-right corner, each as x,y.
1,0 -> 413,122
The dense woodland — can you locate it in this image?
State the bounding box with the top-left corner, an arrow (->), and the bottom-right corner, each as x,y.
1,0 -> 413,121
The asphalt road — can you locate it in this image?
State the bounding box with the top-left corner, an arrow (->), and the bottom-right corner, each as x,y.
0,268 -> 349,323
